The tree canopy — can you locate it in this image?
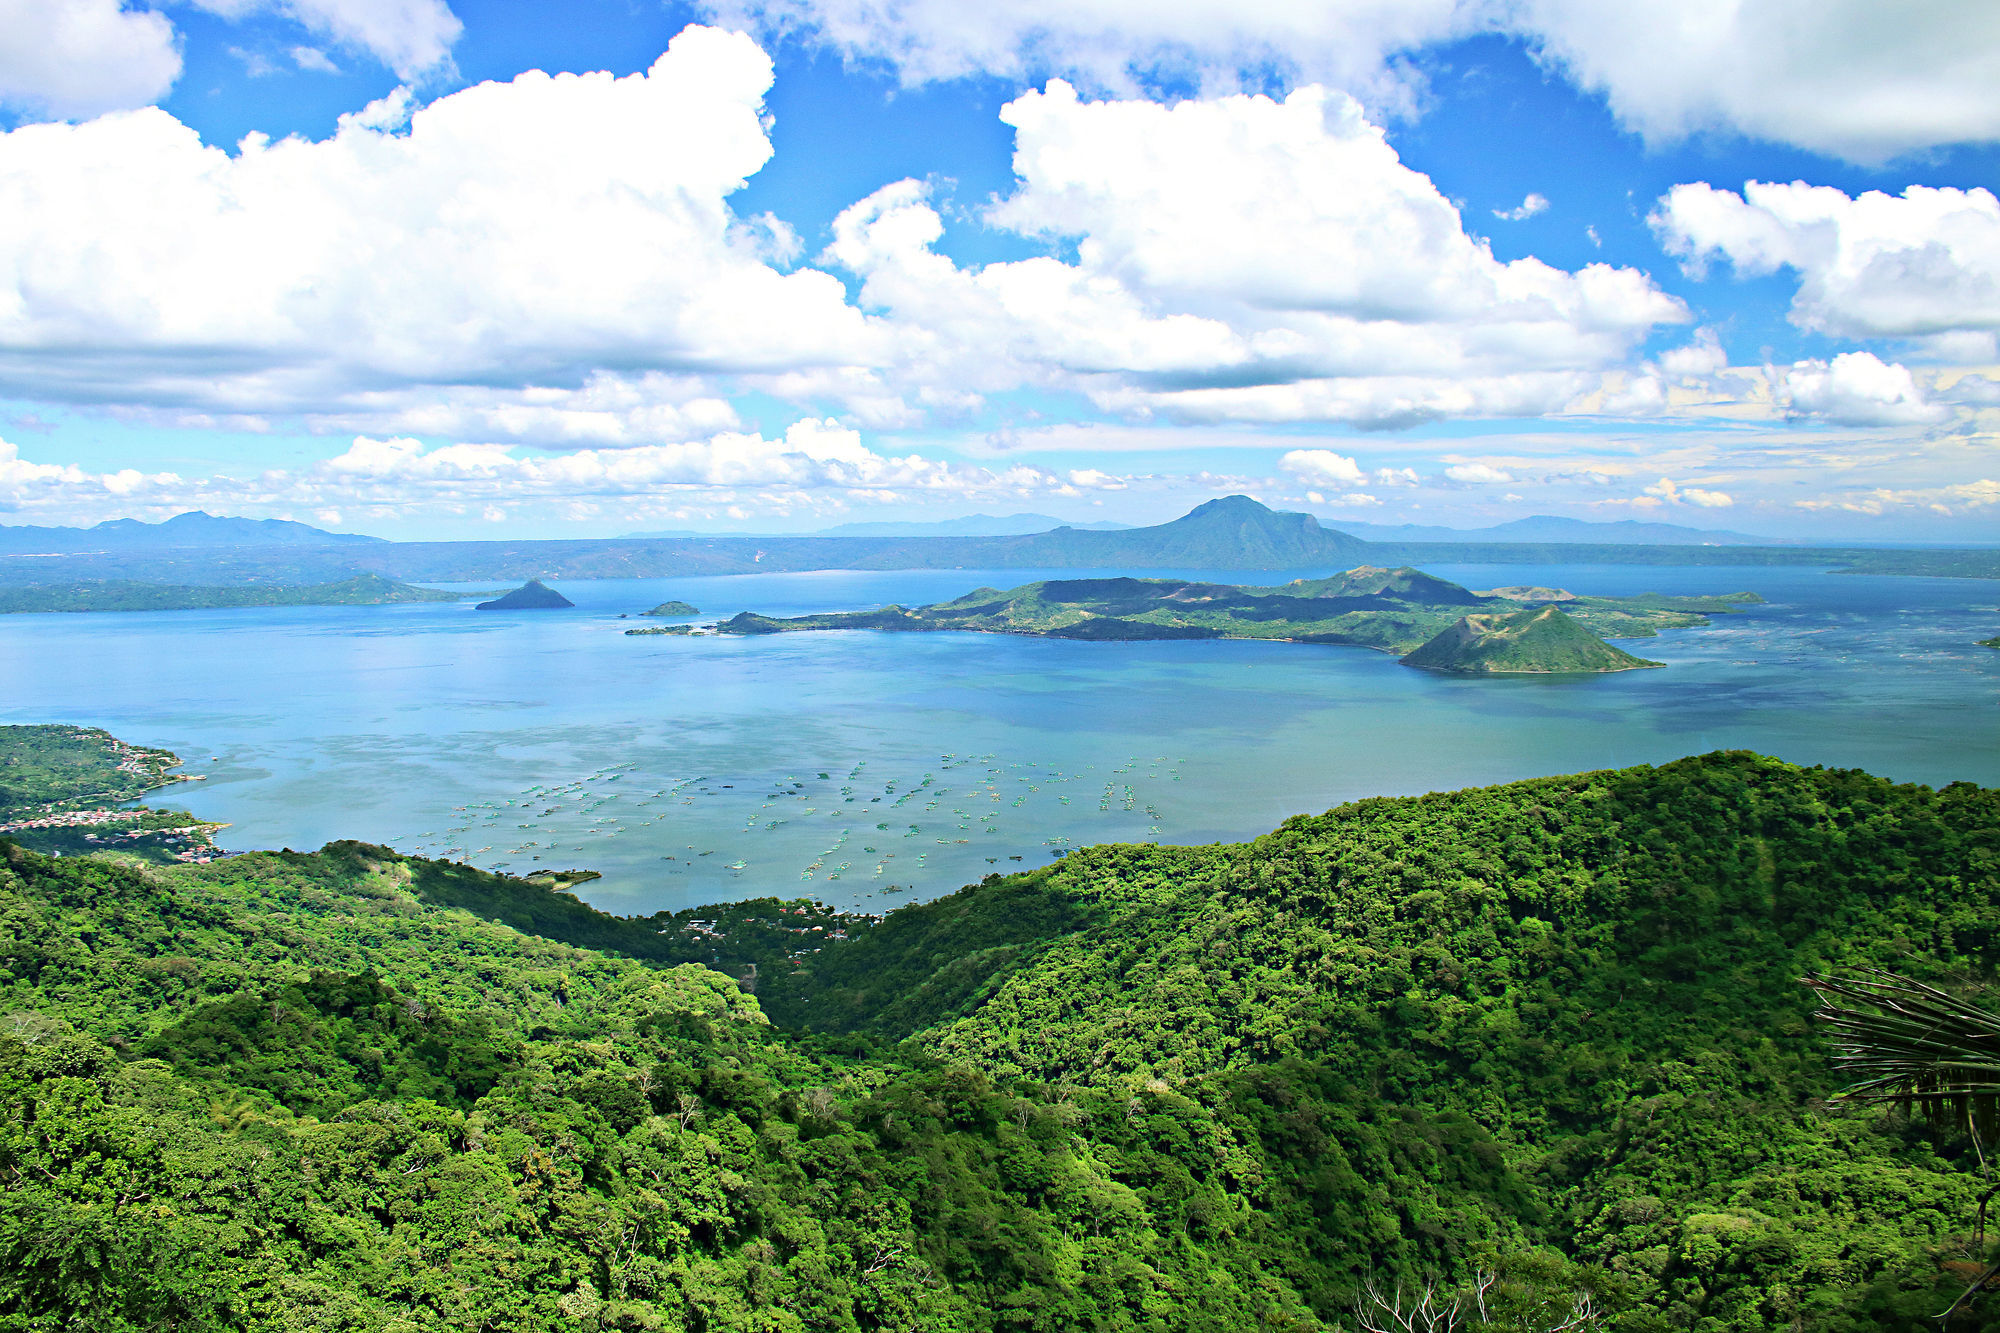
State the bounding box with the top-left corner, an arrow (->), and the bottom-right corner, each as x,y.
3,751 -> 1999,1329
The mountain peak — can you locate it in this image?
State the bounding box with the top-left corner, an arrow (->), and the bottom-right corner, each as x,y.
1181,495 -> 1286,521
0,510 -> 381,554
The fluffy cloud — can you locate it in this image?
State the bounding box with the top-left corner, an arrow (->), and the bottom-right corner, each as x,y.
708,0 -> 1466,108
0,26 -> 873,427
1443,463 -> 1513,485
1782,352 -> 1948,427
1656,182 -> 2000,357
1515,0 -> 2000,162
0,0 -> 181,119
1796,478 -> 2000,516
1279,452 -> 1420,494
711,0 -> 2000,160
300,373 -> 745,447
1494,193 -> 1549,222
828,81 -> 1682,427
1278,450 -> 1366,486
0,422 -> 1116,523
320,419 -> 1002,494
1643,476 -> 1734,508
188,0 -> 462,79
0,438 -> 182,511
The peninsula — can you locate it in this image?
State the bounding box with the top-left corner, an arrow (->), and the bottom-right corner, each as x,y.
475,578 -> 574,610
0,723 -> 222,861
0,572 -> 462,614
715,566 -> 1759,672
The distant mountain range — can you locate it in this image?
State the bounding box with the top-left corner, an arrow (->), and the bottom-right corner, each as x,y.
623,513 -> 1132,539
0,511 -> 382,555
3,497 -> 1993,588
816,513 -> 1132,537
1325,515 -> 1781,545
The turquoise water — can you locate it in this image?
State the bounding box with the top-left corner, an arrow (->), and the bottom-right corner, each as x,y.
2,563 -> 1996,915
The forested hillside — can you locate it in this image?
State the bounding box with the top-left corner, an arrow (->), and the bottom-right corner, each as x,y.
4,753 -> 2000,1330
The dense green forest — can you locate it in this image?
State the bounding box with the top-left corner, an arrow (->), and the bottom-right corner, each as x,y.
5,752 -> 2000,1329
0,724 -> 184,814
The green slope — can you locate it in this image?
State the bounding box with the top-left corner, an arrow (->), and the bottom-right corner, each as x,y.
0,725 -> 222,861
1401,605 -> 1664,673
0,724 -> 184,815
720,567 -> 1742,668
473,577 -> 574,609
0,572 -> 462,614
6,751 -> 2000,1329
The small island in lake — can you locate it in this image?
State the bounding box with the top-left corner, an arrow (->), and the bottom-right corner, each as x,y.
715,566 -> 1760,673
1401,605 -> 1660,673
641,599 -> 699,616
475,579 -> 574,610
1981,635 -> 1999,648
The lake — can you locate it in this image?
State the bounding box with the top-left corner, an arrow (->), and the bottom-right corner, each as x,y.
4,562 -> 1996,915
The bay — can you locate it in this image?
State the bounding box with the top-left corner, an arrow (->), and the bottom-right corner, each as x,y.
2,562 -> 1995,916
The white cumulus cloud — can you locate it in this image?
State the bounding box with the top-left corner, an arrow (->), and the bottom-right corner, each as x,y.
1279,449 -> 1368,486
0,26 -> 875,431
188,0 -> 462,79
1494,193 -> 1548,221
1444,463 -> 1513,484
0,421 -> 1122,525
1782,352 -> 1948,426
1656,181 -> 2000,358
1644,476 -> 1734,508
709,0 -> 2000,160
1517,0 -> 2000,162
0,0 -> 182,119
827,80 -> 1683,427
707,0 -> 1468,109
1796,478 -> 2000,516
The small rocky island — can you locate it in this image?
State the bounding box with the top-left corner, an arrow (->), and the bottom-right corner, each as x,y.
1401,605 -> 1660,673
641,600 -> 700,617
475,579 -> 574,610
713,566 -> 1760,674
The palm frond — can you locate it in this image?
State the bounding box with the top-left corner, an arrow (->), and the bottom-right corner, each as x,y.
1805,969 -> 2000,1142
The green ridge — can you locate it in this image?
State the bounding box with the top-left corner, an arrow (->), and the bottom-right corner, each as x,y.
3,741 -> 2000,1328
0,572 -> 462,614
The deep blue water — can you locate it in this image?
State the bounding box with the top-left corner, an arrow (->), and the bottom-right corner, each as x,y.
2,563 -> 1995,915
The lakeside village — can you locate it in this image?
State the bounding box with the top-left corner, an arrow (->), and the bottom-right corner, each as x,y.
0,725 -> 225,863
0,805 -> 226,862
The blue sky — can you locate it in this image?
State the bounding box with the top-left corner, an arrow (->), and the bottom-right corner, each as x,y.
0,0 -> 1997,540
